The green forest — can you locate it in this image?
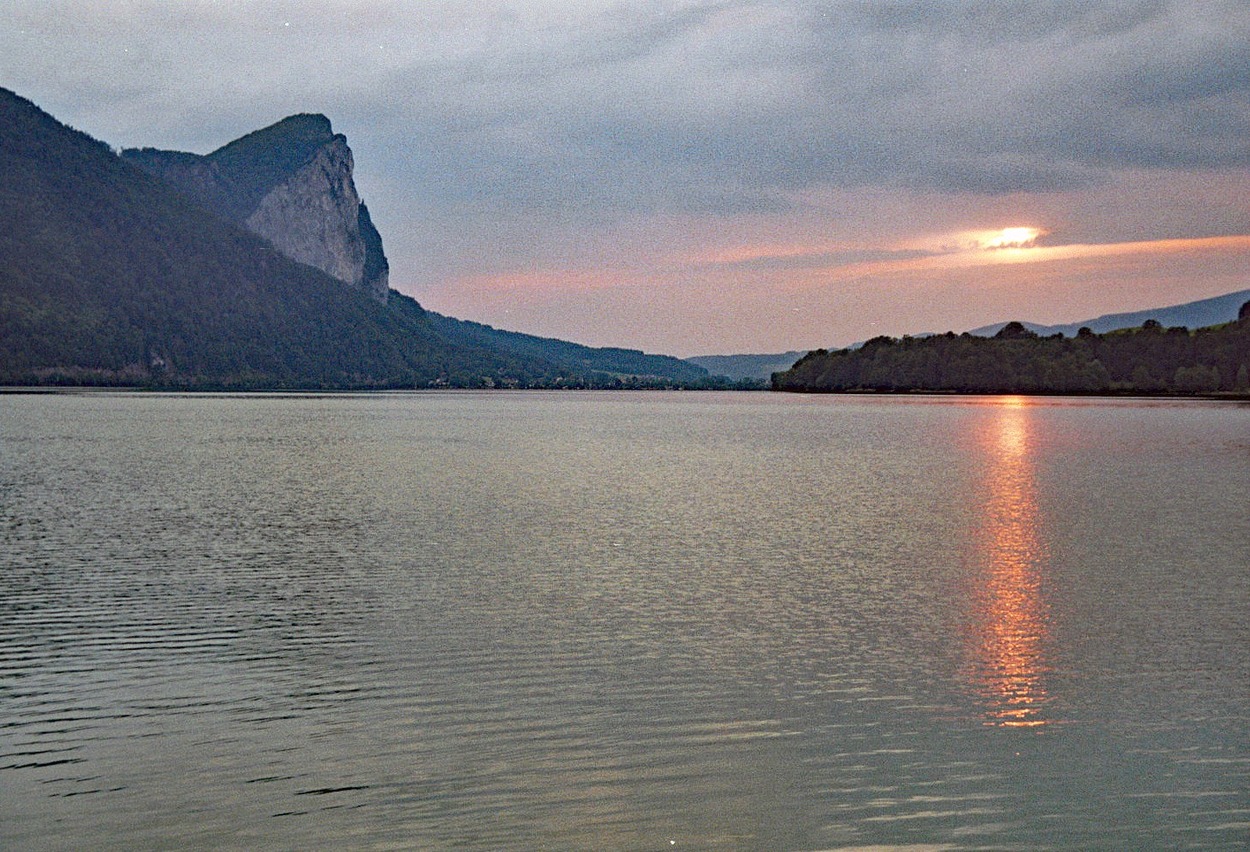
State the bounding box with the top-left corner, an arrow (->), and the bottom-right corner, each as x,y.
774,307 -> 1250,396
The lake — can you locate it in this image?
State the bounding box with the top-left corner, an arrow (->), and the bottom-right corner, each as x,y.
2,390 -> 1247,850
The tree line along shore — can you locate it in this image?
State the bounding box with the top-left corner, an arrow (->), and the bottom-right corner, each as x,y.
773,305 -> 1250,397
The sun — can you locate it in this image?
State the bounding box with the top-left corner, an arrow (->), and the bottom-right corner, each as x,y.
984,227 -> 1044,249
926,226 -> 1050,254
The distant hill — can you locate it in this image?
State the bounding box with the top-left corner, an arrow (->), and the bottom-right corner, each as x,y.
430,313 -> 709,384
691,290 -> 1250,381
774,311 -> 1250,396
967,289 -> 1250,338
686,351 -> 807,381
704,290 -> 1250,380
0,88 -> 708,389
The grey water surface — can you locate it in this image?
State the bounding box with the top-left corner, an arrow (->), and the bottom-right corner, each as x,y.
2,391 -> 1247,850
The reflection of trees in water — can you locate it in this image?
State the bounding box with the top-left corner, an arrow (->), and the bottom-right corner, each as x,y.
967,398 -> 1052,728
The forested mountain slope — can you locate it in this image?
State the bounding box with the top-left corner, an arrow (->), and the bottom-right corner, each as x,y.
0,88 -> 707,388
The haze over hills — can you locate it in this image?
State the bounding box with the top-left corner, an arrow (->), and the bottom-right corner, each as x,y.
0,88 -> 708,389
686,352 -> 808,382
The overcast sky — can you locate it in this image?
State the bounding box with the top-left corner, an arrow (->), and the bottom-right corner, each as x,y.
3,1 -> 1248,355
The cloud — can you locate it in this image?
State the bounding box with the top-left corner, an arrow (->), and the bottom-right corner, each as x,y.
411,0 -> 1250,209
4,0 -> 1247,210
697,246 -> 938,272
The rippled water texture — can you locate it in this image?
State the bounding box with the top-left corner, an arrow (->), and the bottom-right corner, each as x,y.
2,391 -> 1248,849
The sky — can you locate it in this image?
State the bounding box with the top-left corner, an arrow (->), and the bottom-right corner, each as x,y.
2,1 -> 1248,356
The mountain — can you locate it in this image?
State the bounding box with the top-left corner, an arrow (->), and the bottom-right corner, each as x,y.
774,309 -> 1250,396
966,288 -> 1250,338
123,114 -> 390,301
0,88 -> 706,388
686,352 -> 807,381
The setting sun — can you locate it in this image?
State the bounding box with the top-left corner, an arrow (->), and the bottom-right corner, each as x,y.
922,225 -> 1051,256
984,227 -> 1044,249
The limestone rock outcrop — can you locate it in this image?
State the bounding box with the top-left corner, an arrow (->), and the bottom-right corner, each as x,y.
124,115 -> 389,301
244,136 -> 368,291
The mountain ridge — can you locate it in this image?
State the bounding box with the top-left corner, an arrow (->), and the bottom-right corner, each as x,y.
965,288 -> 1250,338
0,87 -> 709,388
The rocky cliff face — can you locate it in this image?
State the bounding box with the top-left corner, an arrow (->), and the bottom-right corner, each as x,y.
124,116 -> 389,301
244,136 -> 371,293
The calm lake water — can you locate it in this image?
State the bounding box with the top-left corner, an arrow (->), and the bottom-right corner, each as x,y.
2,390 -> 1247,850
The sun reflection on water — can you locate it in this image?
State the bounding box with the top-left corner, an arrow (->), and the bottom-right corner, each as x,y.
967,396 -> 1052,728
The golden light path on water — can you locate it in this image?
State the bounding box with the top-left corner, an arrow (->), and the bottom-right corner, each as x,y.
968,397 -> 1052,728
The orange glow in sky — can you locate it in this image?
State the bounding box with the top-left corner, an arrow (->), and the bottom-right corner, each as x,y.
425,229 -> 1250,356
762,234 -> 1250,285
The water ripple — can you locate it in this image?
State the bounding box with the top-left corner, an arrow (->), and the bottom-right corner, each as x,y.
2,391 -> 1247,850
